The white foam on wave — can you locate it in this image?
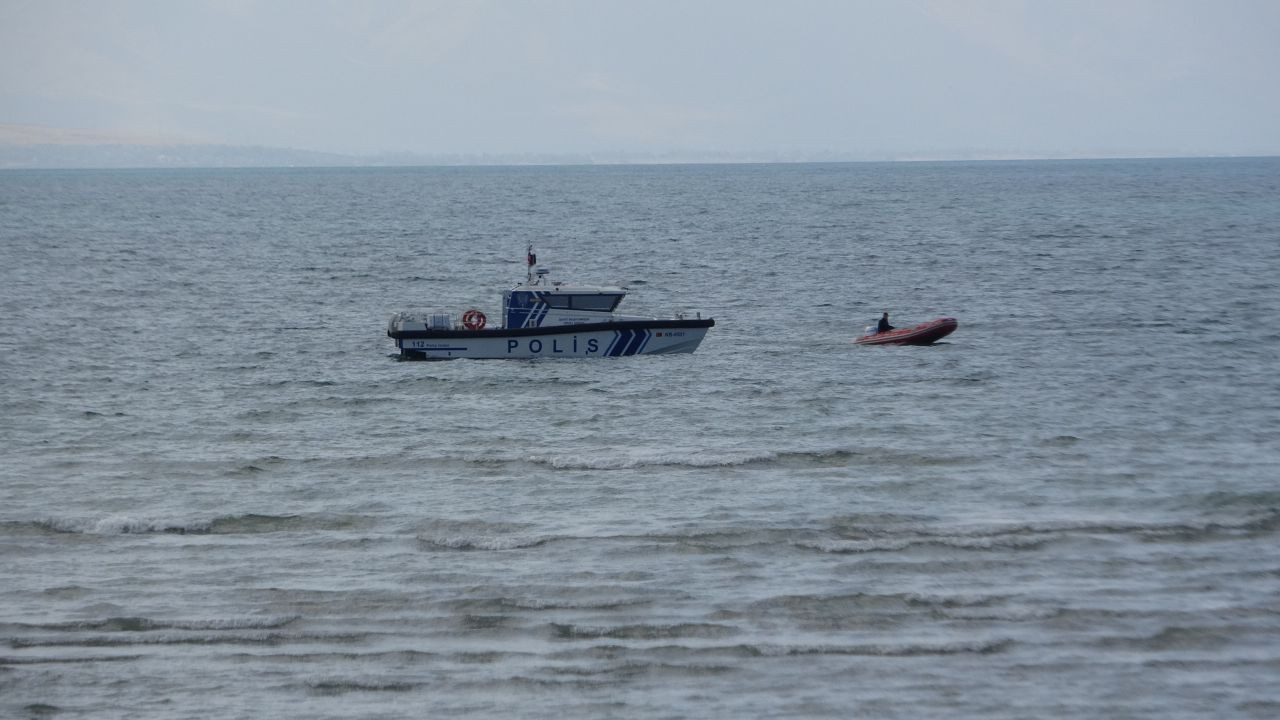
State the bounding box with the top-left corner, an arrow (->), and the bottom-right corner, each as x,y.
37,515 -> 213,535
419,534 -> 549,551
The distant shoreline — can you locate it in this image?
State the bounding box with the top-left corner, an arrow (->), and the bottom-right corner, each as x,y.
1,145 -> 1274,171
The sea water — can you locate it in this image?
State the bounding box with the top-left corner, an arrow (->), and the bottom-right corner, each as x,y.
2,159 -> 1279,718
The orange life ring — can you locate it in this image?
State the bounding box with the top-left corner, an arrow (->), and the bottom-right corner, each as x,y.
461,309 -> 486,330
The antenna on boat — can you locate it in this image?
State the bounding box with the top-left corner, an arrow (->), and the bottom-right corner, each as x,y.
526,243 -> 537,284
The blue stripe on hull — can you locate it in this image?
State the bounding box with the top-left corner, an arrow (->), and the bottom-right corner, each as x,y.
611,329 -> 632,356
622,329 -> 647,356
604,331 -> 622,356
603,329 -> 651,357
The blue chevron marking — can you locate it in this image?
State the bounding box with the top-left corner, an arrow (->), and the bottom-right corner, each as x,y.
634,329 -> 652,354
609,330 -> 628,356
622,329 -> 646,356
604,330 -> 623,356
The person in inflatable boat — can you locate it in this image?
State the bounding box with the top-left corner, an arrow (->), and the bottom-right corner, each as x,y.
877,312 -> 894,333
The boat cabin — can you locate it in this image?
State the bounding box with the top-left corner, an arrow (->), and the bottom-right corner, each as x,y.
501,265 -> 626,328
503,283 -> 627,329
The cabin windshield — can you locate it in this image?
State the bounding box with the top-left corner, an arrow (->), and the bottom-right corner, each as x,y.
544,293 -> 623,311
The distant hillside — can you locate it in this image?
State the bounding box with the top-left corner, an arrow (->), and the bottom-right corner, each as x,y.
4,123 -> 1241,169
0,143 -> 363,169
0,123 -> 205,146
0,144 -> 613,169
0,124 -> 600,168
0,125 -> 351,168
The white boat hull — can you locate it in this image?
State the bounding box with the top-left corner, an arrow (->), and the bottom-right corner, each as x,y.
390,321 -> 712,360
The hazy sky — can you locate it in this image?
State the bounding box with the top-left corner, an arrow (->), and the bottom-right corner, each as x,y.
3,0 -> 1278,158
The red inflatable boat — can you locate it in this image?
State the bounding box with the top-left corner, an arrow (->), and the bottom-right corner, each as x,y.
854,317 -> 958,346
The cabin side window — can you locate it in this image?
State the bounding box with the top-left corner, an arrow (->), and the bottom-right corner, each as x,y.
570,294 -> 622,311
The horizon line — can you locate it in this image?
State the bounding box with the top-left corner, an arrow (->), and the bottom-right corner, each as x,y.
2,151 -> 1277,172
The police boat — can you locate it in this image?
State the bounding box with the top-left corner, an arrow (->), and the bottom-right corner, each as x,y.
387,246 -> 715,360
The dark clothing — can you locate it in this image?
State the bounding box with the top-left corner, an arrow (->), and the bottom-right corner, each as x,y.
877,316 -> 894,333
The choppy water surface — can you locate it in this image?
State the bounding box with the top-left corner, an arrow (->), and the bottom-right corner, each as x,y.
2,159 -> 1279,718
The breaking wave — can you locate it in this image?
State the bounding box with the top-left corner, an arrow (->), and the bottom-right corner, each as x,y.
18,513 -> 376,536
545,639 -> 1012,658
8,615 -> 301,632
418,534 -> 553,551
551,622 -> 739,640
307,678 -> 420,695
347,447 -> 867,471
804,510 -> 1280,554
519,448 -> 860,471
411,517 -> 553,551
8,630 -> 371,649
